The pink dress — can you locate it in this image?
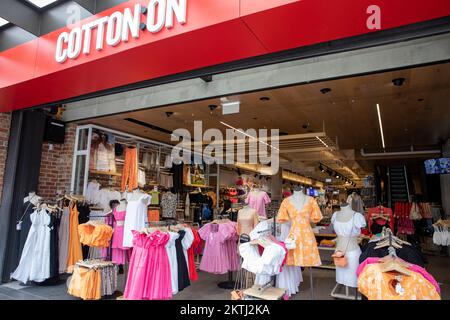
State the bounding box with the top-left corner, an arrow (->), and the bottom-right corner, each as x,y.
124,231 -> 172,300
245,191 -> 271,217
111,209 -> 130,265
199,222 -> 239,274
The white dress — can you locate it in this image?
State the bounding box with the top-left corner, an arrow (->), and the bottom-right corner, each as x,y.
122,194 -> 151,248
166,232 -> 180,294
182,228 -> 195,274
11,209 -> 51,283
276,222 -> 303,296
331,211 -> 366,288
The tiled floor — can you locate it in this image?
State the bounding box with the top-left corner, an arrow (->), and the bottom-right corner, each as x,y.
0,254 -> 448,300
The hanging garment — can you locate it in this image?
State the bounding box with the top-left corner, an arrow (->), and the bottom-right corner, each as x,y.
96,142 -> 111,171
161,192 -> 177,219
185,194 -> 190,218
143,231 -> 172,300
149,190 -> 160,205
68,266 -> 102,300
175,230 -> 191,291
367,207 -> 395,234
166,232 -> 180,294
277,197 -> 323,267
78,223 -> 113,248
170,164 -> 184,193
245,191 -> 271,218
138,169 -> 146,188
147,209 -> 160,222
46,214 -> 60,282
331,211 -> 366,288
16,201 -> 35,269
101,264 -> 118,296
110,209 -> 130,265
121,147 -> 139,192
198,222 -> 239,274
276,222 -> 303,296
358,263 -> 440,300
58,207 -> 70,274
410,203 -> 422,220
237,208 -> 260,236
66,203 -> 83,274
77,203 -> 91,259
359,241 -> 425,267
160,172 -> 173,188
356,257 -> 441,294
122,194 -> 151,248
11,209 -> 51,284
124,231 -> 151,300
142,152 -> 152,170
164,155 -> 173,168
187,228 -> 201,282
239,242 -> 286,276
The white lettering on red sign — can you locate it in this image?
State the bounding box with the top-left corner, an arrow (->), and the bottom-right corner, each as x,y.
55,0 -> 187,63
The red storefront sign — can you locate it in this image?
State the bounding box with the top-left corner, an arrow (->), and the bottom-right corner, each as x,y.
0,0 -> 449,112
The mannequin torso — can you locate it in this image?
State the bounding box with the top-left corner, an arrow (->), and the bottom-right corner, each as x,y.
288,190 -> 310,212
129,189 -> 145,202
334,204 -> 359,252
237,206 -> 259,235
117,200 -> 127,212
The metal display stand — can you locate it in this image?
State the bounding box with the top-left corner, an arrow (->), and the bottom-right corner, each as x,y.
330,283 -> 360,300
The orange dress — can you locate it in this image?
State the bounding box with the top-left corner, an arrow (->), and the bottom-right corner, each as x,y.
66,202 -> 83,273
277,196 -> 323,267
358,264 -> 440,300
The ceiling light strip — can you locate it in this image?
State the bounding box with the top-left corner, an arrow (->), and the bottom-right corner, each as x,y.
376,103 -> 386,149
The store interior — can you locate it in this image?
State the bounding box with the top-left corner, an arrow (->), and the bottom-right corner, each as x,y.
9,62 -> 449,300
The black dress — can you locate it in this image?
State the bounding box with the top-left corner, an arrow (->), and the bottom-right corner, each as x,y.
77,203 -> 91,259
37,213 -> 60,285
359,241 -> 425,267
171,163 -> 184,193
175,230 -> 190,291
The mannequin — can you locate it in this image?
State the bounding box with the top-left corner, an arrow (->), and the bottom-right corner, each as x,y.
346,191 -> 364,214
333,203 -> 361,253
237,206 -> 259,236
331,201 -> 366,295
129,188 -> 145,202
117,199 -> 127,212
289,186 -> 309,211
23,191 -> 42,206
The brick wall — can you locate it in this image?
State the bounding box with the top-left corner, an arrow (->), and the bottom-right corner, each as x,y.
37,123 -> 77,200
0,113 -> 11,202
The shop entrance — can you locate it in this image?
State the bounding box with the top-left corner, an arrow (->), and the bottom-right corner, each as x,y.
52,62 -> 448,299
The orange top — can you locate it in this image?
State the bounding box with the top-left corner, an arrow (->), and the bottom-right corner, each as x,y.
277,197 -> 323,267
358,263 -> 440,300
78,223 -> 113,248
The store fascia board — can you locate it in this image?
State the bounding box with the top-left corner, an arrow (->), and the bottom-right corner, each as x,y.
1,0 -> 449,112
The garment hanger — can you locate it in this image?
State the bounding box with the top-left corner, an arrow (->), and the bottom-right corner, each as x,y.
378,247 -> 412,276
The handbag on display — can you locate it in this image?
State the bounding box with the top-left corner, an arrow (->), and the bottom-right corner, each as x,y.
331,213 -> 356,268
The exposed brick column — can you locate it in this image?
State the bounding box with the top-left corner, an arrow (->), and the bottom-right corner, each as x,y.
37,123 -> 77,200
0,113 -> 11,203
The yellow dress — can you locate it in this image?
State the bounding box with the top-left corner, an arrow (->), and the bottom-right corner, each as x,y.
358,264 -> 440,300
277,196 -> 323,267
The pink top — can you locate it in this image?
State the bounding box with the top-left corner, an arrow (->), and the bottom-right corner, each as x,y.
357,257 -> 440,294
245,191 -> 271,217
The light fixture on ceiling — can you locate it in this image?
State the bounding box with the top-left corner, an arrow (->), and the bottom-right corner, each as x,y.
376,103 -> 386,149
208,105 -> 218,112
319,164 -> 325,172
0,17 -> 9,28
26,0 -> 59,8
335,173 -> 340,179
220,121 -> 280,151
316,136 -> 329,148
165,111 -> 174,118
392,78 -> 405,86
260,97 -> 270,101
320,88 -> 332,94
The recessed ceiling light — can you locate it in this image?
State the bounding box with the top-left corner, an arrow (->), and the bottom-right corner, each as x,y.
320,88 -> 332,94
260,97 -> 270,101
0,17 -> 9,28
392,78 -> 405,86
27,0 -> 59,8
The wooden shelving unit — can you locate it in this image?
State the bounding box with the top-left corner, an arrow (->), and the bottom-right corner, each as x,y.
90,170 -> 122,177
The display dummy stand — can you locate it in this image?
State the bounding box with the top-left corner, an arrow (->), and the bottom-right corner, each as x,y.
330,284 -> 360,300
308,267 -> 314,300
217,271 -> 236,289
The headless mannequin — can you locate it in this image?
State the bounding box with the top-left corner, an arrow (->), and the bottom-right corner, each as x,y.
334,203 -> 359,252
288,188 -> 309,212
237,206 -> 259,236
129,189 -> 145,202
117,199 -> 127,212
23,191 -> 42,205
